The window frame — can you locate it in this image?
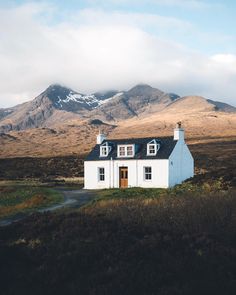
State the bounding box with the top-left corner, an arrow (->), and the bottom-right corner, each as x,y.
100,143 -> 111,157
147,140 -> 160,156
144,166 -> 152,181
118,146 -> 126,157
100,146 -> 108,157
98,167 -> 105,182
117,144 -> 135,157
147,143 -> 157,155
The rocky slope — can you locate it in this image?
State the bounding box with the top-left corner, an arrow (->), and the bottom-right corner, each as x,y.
0,85 -> 120,132
0,84 -> 179,131
164,95 -> 236,113
90,84 -> 180,121
1,83 -> 235,133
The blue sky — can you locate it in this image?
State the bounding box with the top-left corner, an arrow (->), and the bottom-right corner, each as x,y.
0,0 -> 235,107
5,0 -> 235,53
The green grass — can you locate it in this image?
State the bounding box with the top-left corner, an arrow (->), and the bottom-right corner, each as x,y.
97,187 -> 166,199
89,178 -> 229,207
0,186 -> 63,219
0,179 -> 44,187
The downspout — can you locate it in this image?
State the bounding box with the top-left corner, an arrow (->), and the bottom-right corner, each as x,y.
113,158 -> 114,188
110,157 -> 114,188
109,157 -> 112,188
136,159 -> 138,186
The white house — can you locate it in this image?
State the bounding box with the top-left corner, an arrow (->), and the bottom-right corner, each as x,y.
84,123 -> 194,189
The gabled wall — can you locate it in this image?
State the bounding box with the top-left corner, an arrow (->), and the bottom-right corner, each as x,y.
168,140 -> 194,187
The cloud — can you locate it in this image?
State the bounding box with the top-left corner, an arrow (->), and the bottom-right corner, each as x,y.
88,0 -> 213,9
73,8 -> 192,32
0,3 -> 235,108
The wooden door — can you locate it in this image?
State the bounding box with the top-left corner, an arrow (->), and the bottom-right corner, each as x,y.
119,167 -> 128,188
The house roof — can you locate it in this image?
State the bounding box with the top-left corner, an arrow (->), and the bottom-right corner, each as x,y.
85,136 -> 177,161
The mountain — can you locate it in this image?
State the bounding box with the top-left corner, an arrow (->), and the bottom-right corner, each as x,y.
0,108 -> 14,120
89,84 -> 180,121
0,84 -> 120,132
207,99 -> 236,113
0,83 -> 236,158
163,96 -> 236,113
0,84 -> 235,133
43,84 -> 118,112
111,95 -> 236,141
0,84 -> 179,131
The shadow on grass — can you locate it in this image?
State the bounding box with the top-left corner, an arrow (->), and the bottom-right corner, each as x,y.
0,184 -> 236,295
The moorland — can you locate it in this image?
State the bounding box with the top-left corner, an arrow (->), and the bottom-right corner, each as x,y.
0,135 -> 236,295
0,84 -> 236,294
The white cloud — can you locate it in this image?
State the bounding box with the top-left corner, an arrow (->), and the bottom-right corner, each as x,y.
211,54 -> 236,64
88,0 -> 212,9
73,8 -> 192,31
0,3 -> 235,108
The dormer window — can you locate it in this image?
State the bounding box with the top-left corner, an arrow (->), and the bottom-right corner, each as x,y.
147,139 -> 160,156
118,144 -> 134,157
148,144 -> 156,155
100,142 -> 111,157
100,146 -> 108,157
127,146 -> 134,156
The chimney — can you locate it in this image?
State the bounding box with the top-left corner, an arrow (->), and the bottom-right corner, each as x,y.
174,121 -> 184,141
96,130 -> 106,144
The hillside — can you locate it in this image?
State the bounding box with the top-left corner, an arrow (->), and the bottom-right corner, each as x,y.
112,95 -> 236,140
0,84 -> 181,131
0,84 -> 235,157
89,84 -> 180,121
0,85 -> 120,132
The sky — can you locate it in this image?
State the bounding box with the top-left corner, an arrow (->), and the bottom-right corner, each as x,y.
0,0 -> 236,107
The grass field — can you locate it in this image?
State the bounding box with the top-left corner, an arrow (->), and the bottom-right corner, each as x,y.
0,185 -> 63,219
0,183 -> 235,295
94,178 -> 229,201
0,137 -> 235,294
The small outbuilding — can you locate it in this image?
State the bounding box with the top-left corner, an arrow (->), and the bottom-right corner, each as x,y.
84,123 -> 194,189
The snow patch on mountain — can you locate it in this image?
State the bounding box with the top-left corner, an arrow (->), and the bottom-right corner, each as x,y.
55,91 -> 123,109
99,92 -> 123,105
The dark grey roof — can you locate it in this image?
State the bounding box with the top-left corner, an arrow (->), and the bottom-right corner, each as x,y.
85,136 -> 177,161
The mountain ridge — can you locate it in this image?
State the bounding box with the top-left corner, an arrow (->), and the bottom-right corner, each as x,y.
0,83 -> 235,133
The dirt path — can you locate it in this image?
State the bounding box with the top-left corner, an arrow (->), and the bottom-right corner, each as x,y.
0,188 -> 98,227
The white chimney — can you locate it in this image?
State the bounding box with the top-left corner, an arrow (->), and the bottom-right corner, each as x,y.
96,131 -> 106,144
174,122 -> 184,141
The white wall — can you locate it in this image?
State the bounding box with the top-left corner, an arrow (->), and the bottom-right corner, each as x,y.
137,159 -> 169,188
84,160 -> 111,189
169,140 -> 194,187
84,159 -> 169,189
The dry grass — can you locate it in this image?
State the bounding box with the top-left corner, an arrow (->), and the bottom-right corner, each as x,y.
0,185 -> 236,295
0,109 -> 235,158
0,186 -> 63,218
1,136 -> 235,189
111,111 -> 236,140
0,122 -> 114,158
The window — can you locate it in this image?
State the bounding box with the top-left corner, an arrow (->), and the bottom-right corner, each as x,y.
98,167 -> 105,181
148,144 -> 156,155
100,146 -> 108,157
119,146 -> 126,156
144,167 -> 152,180
118,145 -> 134,157
127,146 -> 133,156
100,142 -> 111,157
147,139 -> 160,156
